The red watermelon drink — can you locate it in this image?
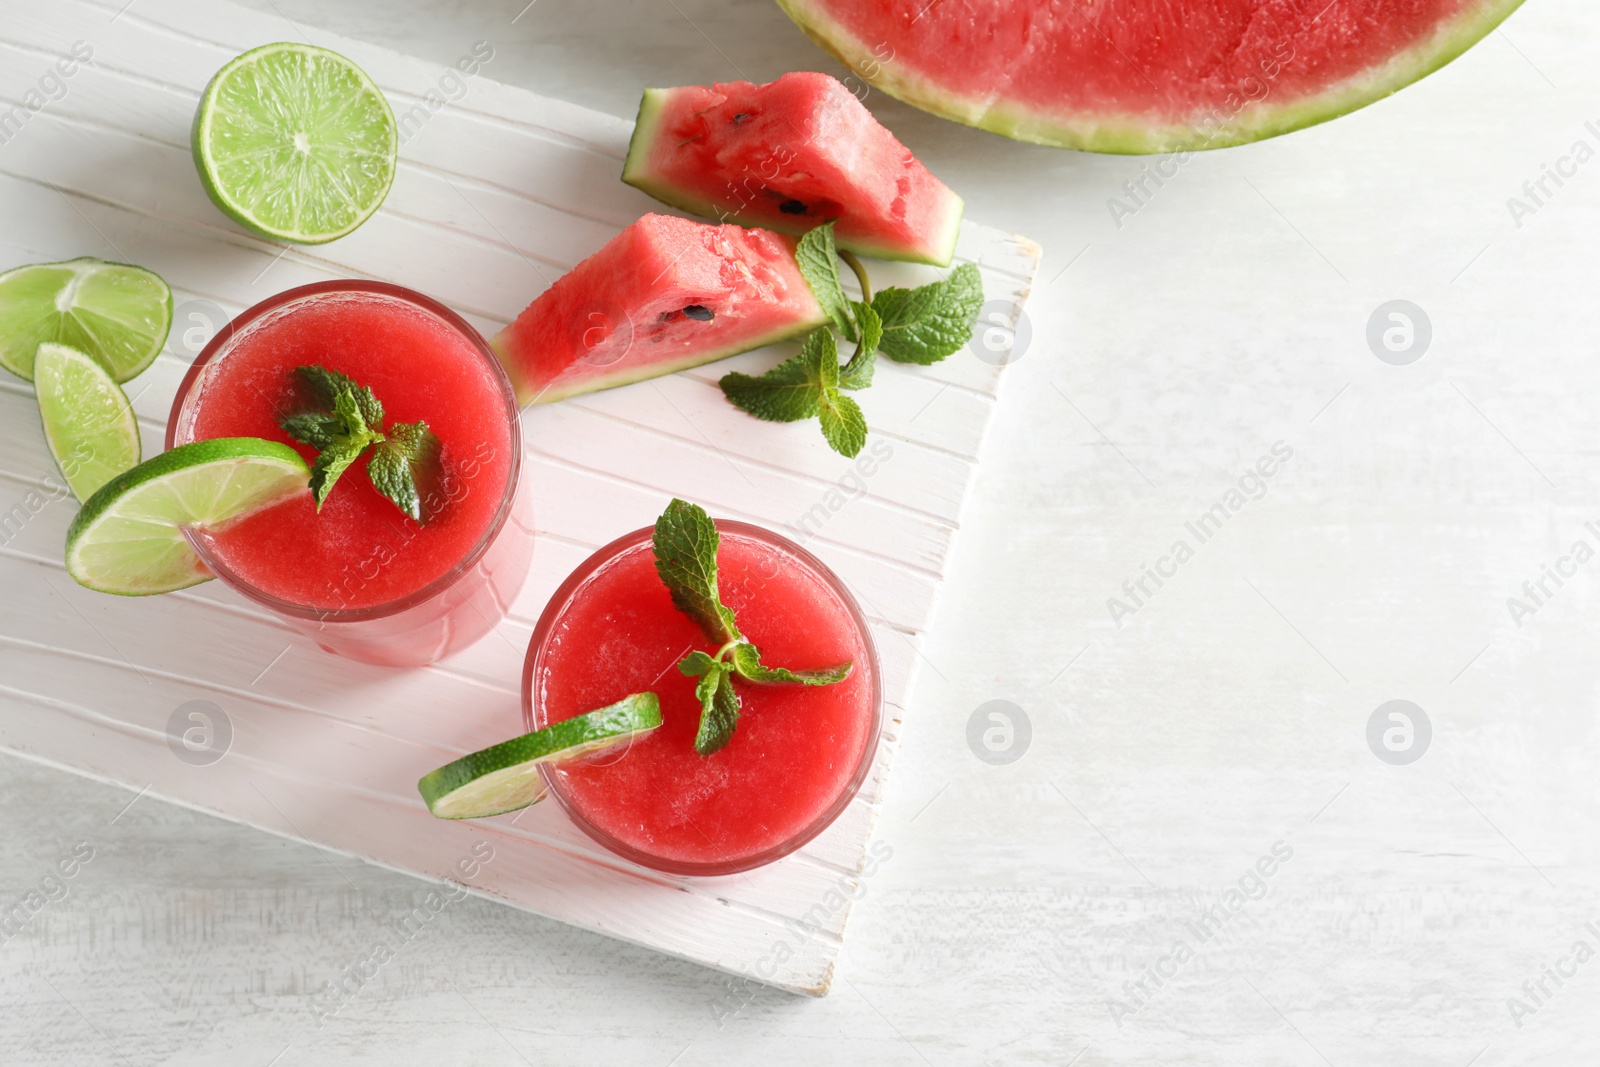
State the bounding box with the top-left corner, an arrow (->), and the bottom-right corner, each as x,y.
167,281 -> 531,667
522,520 -> 880,874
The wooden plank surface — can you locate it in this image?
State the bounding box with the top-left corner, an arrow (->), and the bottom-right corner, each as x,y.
0,0 -> 1038,995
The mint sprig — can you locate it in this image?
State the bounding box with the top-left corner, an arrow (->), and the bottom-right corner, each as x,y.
280,364 -> 442,522
653,499 -> 852,755
719,223 -> 983,458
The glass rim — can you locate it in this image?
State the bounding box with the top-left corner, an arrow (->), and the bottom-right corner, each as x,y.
521,520 -> 884,877
164,279 -> 524,624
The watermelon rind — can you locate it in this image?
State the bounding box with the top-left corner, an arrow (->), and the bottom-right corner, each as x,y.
621,90 -> 694,215
493,316 -> 827,407
773,0 -> 1527,153
622,86 -> 964,266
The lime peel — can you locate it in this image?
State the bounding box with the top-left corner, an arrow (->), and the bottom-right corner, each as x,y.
0,257 -> 172,382
35,342 -> 142,502
192,42 -> 398,244
418,693 -> 663,820
65,437 -> 311,596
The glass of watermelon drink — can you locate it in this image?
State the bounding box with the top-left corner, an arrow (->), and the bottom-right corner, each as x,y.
167,281 -> 532,667
522,522 -> 881,875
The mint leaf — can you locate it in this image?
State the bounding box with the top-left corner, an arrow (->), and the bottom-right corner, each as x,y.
839,300 -> 881,391
280,411 -> 343,452
718,329 -> 833,423
819,392 -> 867,457
807,331 -> 867,457
306,387 -> 383,509
296,364 -> 383,427
729,643 -> 852,686
795,222 -> 856,341
679,650 -> 719,678
873,263 -> 984,365
367,419 -> 440,523
652,499 -> 740,644
308,440 -> 366,509
693,662 -> 741,756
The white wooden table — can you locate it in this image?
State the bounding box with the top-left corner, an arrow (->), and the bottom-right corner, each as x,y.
4,0 -> 1598,1064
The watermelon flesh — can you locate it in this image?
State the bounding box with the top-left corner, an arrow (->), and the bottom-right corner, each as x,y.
774,0 -> 1526,152
623,72 -> 963,265
489,213 -> 827,406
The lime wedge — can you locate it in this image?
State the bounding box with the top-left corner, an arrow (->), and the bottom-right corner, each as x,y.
418,693 -> 663,820
192,42 -> 398,244
66,437 -> 310,596
35,343 -> 142,502
0,258 -> 172,382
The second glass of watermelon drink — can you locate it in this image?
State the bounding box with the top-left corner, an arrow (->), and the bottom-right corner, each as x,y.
167,281 -> 532,667
522,521 -> 882,875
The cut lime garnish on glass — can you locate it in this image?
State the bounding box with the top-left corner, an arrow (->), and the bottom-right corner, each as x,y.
192,42 -> 398,244
418,693 -> 663,820
0,257 -> 173,382
35,342 -> 142,502
66,437 -> 310,596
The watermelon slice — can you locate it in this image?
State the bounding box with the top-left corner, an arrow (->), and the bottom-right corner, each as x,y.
623,72 -> 963,266
773,0 -> 1526,152
489,213 -> 827,406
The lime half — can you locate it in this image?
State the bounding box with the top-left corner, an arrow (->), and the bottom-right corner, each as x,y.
0,258 -> 172,382
193,42 -> 398,244
35,342 -> 142,501
66,437 -> 310,595
418,693 -> 663,820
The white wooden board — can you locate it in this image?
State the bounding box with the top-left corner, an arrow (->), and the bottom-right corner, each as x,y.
0,0 -> 1038,994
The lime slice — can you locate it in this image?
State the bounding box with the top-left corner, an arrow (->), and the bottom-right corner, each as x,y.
418,693 -> 663,820
192,42 -> 398,244
66,437 -> 310,596
0,257 -> 173,382
35,343 -> 142,502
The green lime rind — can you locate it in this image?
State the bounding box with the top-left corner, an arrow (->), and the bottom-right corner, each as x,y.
192,42 -> 398,244
0,257 -> 172,382
35,342 -> 141,502
65,437 -> 311,596
773,0 -> 1527,153
418,693 -> 663,820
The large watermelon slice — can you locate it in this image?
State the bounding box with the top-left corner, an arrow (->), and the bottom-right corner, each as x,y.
773,0 -> 1526,153
623,72 -> 963,266
490,213 -> 827,406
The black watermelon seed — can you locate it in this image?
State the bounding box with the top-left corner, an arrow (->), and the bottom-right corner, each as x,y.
682,305 -> 714,321
732,112 -> 749,123
779,199 -> 807,215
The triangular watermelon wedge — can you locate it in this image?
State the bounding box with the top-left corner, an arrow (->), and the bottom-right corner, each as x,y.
489,214 -> 827,406
623,72 -> 964,265
774,0 -> 1527,152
